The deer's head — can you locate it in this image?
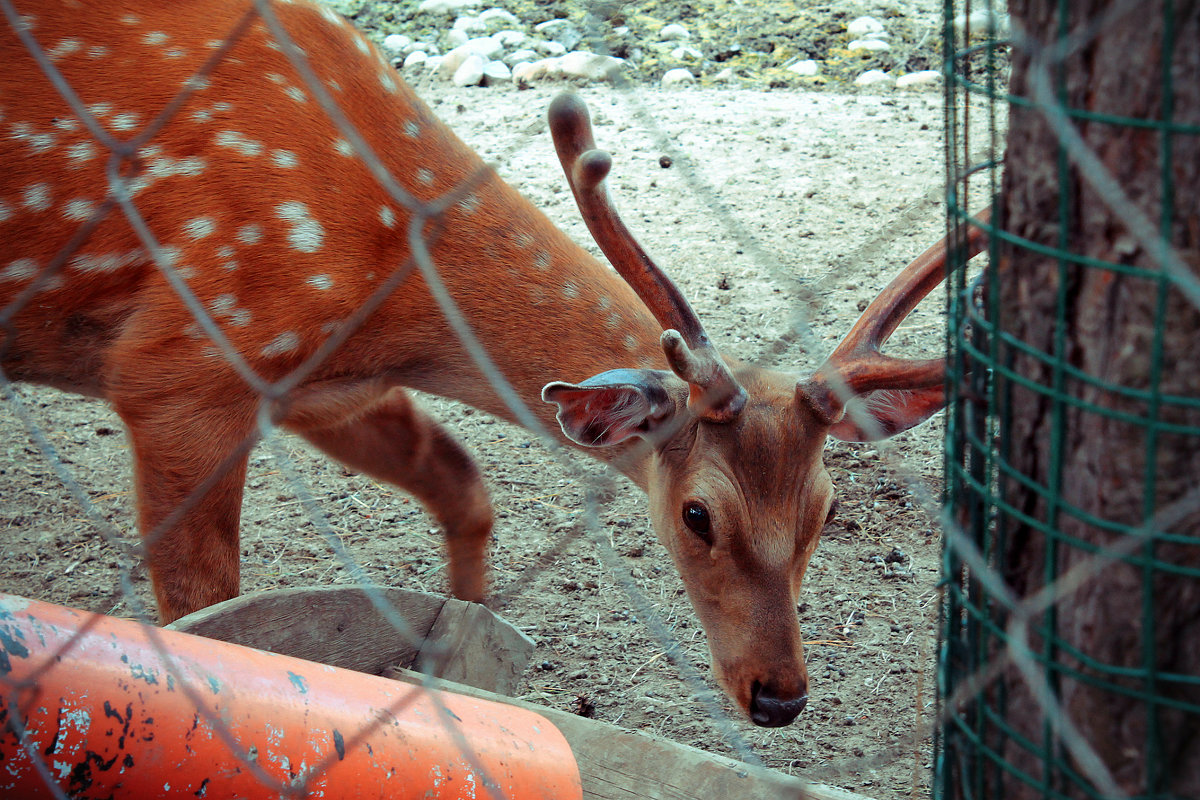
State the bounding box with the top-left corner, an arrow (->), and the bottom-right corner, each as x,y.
541,95 -> 984,727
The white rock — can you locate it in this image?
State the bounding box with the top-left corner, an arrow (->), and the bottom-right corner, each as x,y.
383,34 -> 413,54
954,10 -> 1009,36
445,29 -> 469,48
403,41 -> 437,55
511,61 -> 540,85
559,51 -> 622,81
661,67 -> 695,89
468,35 -> 504,59
533,39 -> 567,57
425,55 -> 444,74
671,45 -> 703,61
511,52 -> 624,85
896,70 -> 942,88
452,15 -> 486,34
403,50 -> 429,69
481,59 -> 511,84
848,39 -> 891,52
854,69 -> 894,87
788,59 -> 819,77
504,48 -> 539,67
418,0 -> 479,14
493,29 -> 526,48
713,67 -> 736,82
846,16 -> 885,37
479,8 -> 520,27
452,53 -> 485,86
659,23 -> 690,41
439,41 -> 493,78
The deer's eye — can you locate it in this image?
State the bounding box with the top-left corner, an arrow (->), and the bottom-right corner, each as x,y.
682,500 -> 713,544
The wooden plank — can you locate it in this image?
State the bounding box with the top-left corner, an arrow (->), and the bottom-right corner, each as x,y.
418,597 -> 534,697
383,666 -> 875,800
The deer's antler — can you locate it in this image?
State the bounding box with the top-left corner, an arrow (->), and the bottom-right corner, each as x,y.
548,93 -> 746,423
799,212 -> 990,425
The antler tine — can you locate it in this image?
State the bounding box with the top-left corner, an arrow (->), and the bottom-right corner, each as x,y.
547,93 -> 746,422
799,212 -> 990,424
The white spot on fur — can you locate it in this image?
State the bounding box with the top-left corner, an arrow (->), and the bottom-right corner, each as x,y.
458,193 -> 480,214
285,86 -> 307,103
69,249 -> 145,273
533,251 -> 551,271
562,281 -> 580,300
142,31 -> 168,46
261,331 -> 301,358
0,258 -> 37,282
53,118 -> 79,132
605,311 -> 622,330
237,224 -> 263,245
271,150 -> 299,168
176,157 -> 206,176
111,112 -> 140,132
380,71 -> 397,93
184,76 -> 211,92
623,334 -> 638,351
23,183 -> 51,212
333,139 -> 353,157
0,200 -> 12,222
276,202 -> 324,252
597,295 -> 613,311
164,48 -> 186,59
209,294 -> 236,314
65,141 -> 96,166
515,232 -> 534,249
215,130 -> 263,156
184,217 -> 216,239
416,168 -> 433,185
87,45 -> 109,59
48,39 -> 81,60
10,122 -> 55,153
404,120 -> 420,138
88,103 -> 111,118
121,14 -> 141,25
379,206 -> 395,228
63,198 -> 96,221
307,274 -> 333,290
266,72 -> 286,84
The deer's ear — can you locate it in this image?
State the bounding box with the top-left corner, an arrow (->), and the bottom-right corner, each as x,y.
827,386 -> 947,442
542,369 -> 685,447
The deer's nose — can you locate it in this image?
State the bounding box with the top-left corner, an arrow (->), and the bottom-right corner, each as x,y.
749,681 -> 808,727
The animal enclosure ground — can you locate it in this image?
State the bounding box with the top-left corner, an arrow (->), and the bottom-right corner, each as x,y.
0,82 -> 989,797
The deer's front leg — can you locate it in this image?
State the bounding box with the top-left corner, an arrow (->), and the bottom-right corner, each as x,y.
285,384 -> 493,603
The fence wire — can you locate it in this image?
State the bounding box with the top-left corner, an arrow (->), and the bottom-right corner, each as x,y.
6,0 -> 1188,798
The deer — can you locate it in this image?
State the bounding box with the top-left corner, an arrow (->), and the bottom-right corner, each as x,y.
0,0 -> 986,728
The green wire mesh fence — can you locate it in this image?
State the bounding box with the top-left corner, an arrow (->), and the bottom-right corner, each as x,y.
939,2 -> 1200,799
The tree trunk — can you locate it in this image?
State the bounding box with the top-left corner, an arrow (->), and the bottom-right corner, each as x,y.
992,1 -> 1200,797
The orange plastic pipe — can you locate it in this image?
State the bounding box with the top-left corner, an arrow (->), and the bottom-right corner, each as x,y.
0,593 -> 582,799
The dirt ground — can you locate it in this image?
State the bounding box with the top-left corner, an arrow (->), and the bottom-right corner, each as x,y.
0,0 -> 1016,785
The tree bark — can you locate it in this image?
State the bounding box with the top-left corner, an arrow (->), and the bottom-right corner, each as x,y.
991,1 -> 1200,797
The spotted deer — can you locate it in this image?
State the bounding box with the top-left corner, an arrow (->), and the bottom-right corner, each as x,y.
1,0 -> 984,727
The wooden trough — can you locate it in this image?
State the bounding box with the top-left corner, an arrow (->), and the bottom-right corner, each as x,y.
166,586 -> 873,800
